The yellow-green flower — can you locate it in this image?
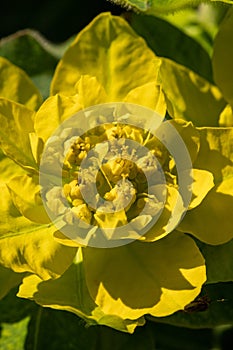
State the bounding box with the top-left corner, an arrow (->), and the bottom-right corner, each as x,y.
0,12 -> 233,333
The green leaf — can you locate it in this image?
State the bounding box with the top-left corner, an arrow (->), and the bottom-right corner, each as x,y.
0,317 -> 30,350
155,4 -> 227,56
114,1 -> 233,15
0,288 -> 35,324
0,265 -> 24,300
130,14 -> 213,82
149,282 -> 233,328
83,231 -> 206,319
213,7 -> 233,106
25,307 -> 98,350
0,57 -> 42,110
26,308 -> 155,350
92,322 -> 155,350
146,322 -> 213,350
17,249 -> 144,333
0,289 -> 219,350
0,287 -> 36,349
51,12 -> 160,100
0,290 -> 153,350
159,58 -> 226,126
0,98 -> 36,170
0,30 -> 69,99
196,238 -> 233,284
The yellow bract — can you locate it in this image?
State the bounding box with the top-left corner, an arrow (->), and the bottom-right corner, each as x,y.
51,13 -> 161,101
0,98 -> 36,169
159,58 -> 226,126
83,231 -> 206,319
219,105 -> 233,127
17,249 -> 145,333
34,94 -> 82,143
7,174 -> 50,224
0,57 -> 42,110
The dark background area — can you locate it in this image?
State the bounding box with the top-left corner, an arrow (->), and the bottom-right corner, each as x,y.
0,0 -> 122,42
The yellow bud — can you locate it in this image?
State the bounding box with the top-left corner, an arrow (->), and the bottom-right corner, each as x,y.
72,198 -> 84,207
104,188 -> 117,201
71,204 -> 92,224
70,185 -> 82,200
63,184 -> 71,198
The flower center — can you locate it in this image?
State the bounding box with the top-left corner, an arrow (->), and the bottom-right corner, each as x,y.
60,123 -> 167,229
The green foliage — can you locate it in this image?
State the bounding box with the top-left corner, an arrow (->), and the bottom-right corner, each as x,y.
130,14 -> 213,82
213,8 -> 233,106
0,289 -> 154,350
197,238 -> 233,284
150,282 -> 233,329
2,288 -> 233,349
112,0 -> 233,14
2,288 -> 233,350
154,4 -> 228,55
0,30 -> 71,99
